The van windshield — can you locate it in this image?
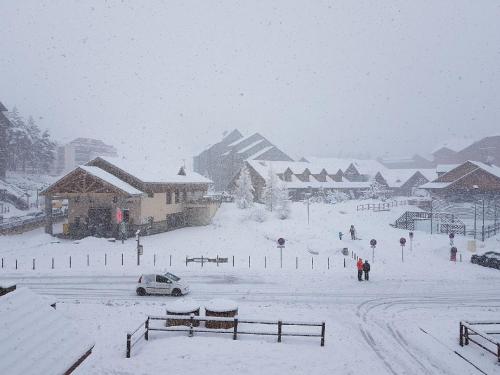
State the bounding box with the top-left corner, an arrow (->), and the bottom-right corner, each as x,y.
165,272 -> 180,281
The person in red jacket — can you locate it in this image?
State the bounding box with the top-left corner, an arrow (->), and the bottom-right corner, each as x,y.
356,258 -> 363,281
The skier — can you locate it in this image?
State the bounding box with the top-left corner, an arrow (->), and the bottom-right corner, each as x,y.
363,260 -> 371,281
349,225 -> 356,240
339,231 -> 343,240
356,258 -> 363,281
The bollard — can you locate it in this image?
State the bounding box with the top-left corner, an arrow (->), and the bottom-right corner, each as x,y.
232,255 -> 235,267
328,257 -> 330,270
121,253 -> 124,266
69,256 -> 72,268
1,258 -> 3,269
153,254 -> 156,266
248,255 -> 251,268
264,256 -> 267,269
32,258 -> 35,270
52,257 -> 54,269
16,259 -> 18,270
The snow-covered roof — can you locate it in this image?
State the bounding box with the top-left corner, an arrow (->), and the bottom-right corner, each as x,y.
303,157 -> 352,173
79,166 -> 144,195
237,139 -> 265,154
436,164 -> 459,174
432,138 -> 475,153
350,159 -> 387,175
469,161 -> 500,179
0,288 -> 94,375
227,134 -> 253,148
0,180 -> 27,198
94,156 -> 212,185
381,169 -> 437,188
246,146 -> 275,160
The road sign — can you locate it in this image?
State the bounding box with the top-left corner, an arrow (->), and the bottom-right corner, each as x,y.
449,233 -> 455,239
400,237 -> 406,246
409,232 -> 414,239
370,239 -> 377,247
277,238 -> 285,246
138,244 -> 143,255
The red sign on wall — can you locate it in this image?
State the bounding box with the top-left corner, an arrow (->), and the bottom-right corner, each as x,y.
116,208 -> 123,223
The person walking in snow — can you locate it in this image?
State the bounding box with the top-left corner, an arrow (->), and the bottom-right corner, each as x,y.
363,260 -> 371,281
350,225 -> 356,240
339,231 -> 343,240
356,258 -> 363,281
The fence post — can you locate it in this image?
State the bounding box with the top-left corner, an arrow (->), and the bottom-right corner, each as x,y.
15,259 -> 17,270
248,255 -> 251,268
105,253 -> 107,266
87,254 -> 89,267
1,258 -> 3,268
145,318 -> 149,341
264,256 -> 267,269
69,256 -> 72,269
459,322 -> 464,346
232,255 -> 234,267
32,258 -> 35,270
216,254 -> 219,267
296,257 -> 298,269
189,314 -> 194,337
126,333 -> 131,358
153,254 -> 156,267
311,257 -> 314,269
321,322 -> 326,347
277,320 -> 282,343
52,257 -> 54,269
465,326 -> 469,345
327,257 -> 330,270
201,256 -> 204,268
233,318 -> 238,340
170,255 -> 172,267
497,342 -> 500,363
185,256 -> 188,267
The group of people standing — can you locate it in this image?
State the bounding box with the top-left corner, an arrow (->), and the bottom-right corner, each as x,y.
356,258 -> 370,281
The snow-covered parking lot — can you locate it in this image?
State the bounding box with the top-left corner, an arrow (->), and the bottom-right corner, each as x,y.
2,201 -> 500,374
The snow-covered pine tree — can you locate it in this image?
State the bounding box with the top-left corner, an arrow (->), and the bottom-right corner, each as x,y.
234,165 -> 254,209
263,167 -> 280,211
275,181 -> 291,219
361,180 -> 387,200
325,190 -> 350,204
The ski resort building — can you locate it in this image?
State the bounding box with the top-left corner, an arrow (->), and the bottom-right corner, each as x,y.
41,156 -> 218,239
421,161 -> 500,200
193,129 -> 294,192
0,287 -> 94,375
52,137 -> 118,175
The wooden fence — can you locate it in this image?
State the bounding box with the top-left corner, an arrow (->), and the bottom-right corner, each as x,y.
127,315 -> 326,357
459,320 -> 500,362
357,200 -> 407,212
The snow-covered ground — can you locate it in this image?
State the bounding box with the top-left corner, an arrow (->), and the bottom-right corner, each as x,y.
1,200 -> 500,374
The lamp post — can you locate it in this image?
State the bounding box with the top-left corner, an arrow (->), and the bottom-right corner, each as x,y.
430,198 -> 433,234
482,198 -> 485,242
306,186 -> 312,225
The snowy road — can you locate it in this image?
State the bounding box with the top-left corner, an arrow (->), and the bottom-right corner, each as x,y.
8,273 -> 499,374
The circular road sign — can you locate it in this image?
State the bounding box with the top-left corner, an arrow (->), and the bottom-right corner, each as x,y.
400,237 -> 407,246
370,239 -> 377,247
277,238 -> 285,246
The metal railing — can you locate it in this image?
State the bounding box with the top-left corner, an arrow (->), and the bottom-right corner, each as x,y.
126,315 -> 326,357
357,200 -> 407,211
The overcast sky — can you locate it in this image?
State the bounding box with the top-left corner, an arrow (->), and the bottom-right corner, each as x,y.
1,0 -> 499,164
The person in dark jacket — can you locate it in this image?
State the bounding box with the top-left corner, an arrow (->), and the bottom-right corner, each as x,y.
363,260 -> 371,281
349,225 -> 356,240
356,258 -> 363,281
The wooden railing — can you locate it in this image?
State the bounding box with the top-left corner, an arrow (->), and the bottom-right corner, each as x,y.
357,200 -> 407,212
126,315 -> 326,357
459,320 -> 500,362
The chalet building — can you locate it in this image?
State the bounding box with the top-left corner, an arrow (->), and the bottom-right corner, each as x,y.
383,169 -> 437,196
41,156 -> 218,239
432,136 -> 500,166
52,137 -> 118,175
422,161 -> 500,201
0,101 -> 11,180
0,287 -> 94,375
193,129 -> 293,192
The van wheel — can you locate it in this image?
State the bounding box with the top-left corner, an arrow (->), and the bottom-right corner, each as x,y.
172,289 -> 182,297
136,288 -> 146,296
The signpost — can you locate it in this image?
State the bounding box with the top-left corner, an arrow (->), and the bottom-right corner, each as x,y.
136,230 -> 142,266
400,237 -> 406,262
277,238 -> 285,268
409,232 -> 414,251
370,239 -> 377,263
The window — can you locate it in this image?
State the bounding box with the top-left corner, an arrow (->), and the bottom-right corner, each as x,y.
123,209 -> 130,223
175,190 -> 180,204
166,191 -> 172,204
156,275 -> 170,283
147,192 -> 154,198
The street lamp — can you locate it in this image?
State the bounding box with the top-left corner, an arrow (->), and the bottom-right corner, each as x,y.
306,186 -> 312,225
